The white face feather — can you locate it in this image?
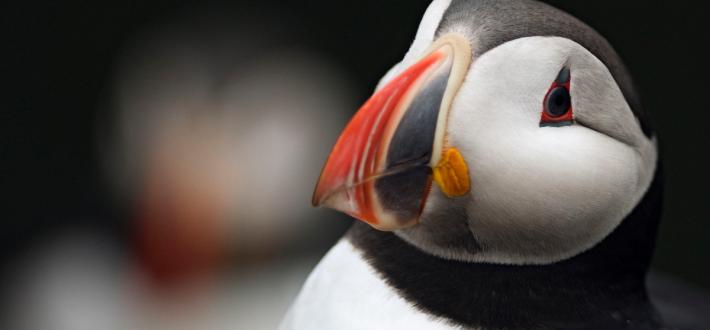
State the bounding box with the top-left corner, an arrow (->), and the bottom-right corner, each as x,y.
397,36 -> 657,265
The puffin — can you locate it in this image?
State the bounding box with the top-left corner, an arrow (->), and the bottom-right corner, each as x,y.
282,0 -> 708,329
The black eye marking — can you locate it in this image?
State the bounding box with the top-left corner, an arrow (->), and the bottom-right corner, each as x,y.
540,67 -> 574,126
556,67 -> 570,84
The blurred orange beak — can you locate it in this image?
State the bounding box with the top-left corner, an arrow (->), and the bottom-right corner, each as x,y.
312,34 -> 472,231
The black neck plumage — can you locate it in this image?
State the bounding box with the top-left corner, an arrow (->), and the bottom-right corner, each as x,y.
347,164 -> 664,329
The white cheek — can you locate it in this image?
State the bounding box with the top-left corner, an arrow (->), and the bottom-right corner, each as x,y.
445,37 -> 656,264
450,82 -> 642,258
466,126 -> 639,254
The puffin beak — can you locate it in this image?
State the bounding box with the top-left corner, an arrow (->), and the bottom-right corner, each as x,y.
312,34 -> 473,231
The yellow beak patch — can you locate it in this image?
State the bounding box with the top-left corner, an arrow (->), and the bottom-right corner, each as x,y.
432,147 -> 471,197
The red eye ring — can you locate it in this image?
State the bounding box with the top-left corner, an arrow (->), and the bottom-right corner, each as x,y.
540,68 -> 574,126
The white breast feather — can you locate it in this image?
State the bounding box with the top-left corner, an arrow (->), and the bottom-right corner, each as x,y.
280,240 -> 462,330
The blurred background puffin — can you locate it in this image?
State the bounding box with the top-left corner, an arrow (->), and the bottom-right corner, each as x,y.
282,0 -> 710,329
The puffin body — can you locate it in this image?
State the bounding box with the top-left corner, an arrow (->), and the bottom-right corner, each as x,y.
283,0 -> 708,328
282,239 -> 461,329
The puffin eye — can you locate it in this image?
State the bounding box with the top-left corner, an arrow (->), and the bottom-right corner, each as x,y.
546,87 -> 571,117
540,68 -> 574,126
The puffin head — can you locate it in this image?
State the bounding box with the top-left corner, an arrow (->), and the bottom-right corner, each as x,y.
313,0 -> 658,265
